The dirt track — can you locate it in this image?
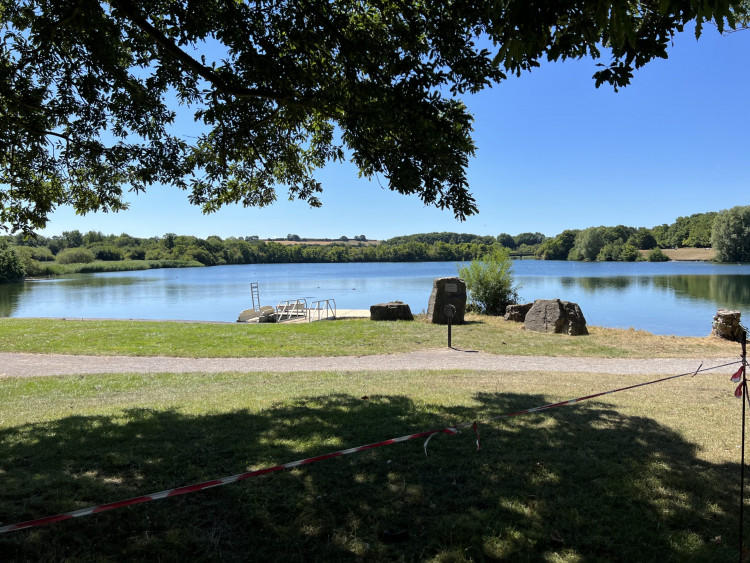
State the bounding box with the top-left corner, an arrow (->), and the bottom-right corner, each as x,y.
0,349 -> 740,378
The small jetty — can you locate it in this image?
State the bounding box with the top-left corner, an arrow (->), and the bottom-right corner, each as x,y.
237,282 -> 367,323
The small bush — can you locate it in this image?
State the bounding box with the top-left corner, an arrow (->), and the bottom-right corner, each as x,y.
30,247 -> 55,261
56,247 -> 95,264
11,246 -> 33,265
128,249 -> 146,260
13,247 -> 46,276
187,248 -> 214,266
457,246 -> 519,315
619,244 -> 640,262
647,247 -> 670,262
596,242 -> 620,262
90,246 -> 124,261
145,249 -> 168,260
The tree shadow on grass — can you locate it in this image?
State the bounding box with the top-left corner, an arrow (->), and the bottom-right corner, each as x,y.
0,392 -> 744,561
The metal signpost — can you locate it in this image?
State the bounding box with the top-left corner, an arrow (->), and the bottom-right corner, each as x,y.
444,304 -> 456,348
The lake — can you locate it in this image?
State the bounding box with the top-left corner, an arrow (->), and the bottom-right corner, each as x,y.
1,260 -> 749,336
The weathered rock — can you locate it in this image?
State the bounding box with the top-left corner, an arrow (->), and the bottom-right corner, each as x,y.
524,299 -> 588,336
524,299 -> 564,333
504,303 -> 533,322
370,301 -> 414,321
561,301 -> 588,335
426,277 -> 466,324
712,309 -> 744,341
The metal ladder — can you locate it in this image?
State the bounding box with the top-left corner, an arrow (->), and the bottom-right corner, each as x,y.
250,282 -> 260,312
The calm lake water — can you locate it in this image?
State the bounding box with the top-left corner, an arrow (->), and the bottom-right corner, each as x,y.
1,260 -> 749,336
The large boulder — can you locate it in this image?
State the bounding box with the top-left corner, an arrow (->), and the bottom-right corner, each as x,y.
524,299 -> 588,336
426,277 -> 466,324
712,309 -> 744,341
370,301 -> 414,321
504,303 -> 533,322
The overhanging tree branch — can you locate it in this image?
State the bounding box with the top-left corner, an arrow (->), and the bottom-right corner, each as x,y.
107,0 -> 302,104
2,0 -> 746,235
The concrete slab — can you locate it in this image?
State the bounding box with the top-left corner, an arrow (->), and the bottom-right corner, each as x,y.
285,308 -> 370,323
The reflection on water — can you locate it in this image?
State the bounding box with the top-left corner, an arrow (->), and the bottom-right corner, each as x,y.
554,274 -> 750,310
560,276 -> 653,292
654,275 -> 750,310
0,261 -> 748,336
516,269 -> 750,336
49,276 -> 144,288
0,282 -> 27,317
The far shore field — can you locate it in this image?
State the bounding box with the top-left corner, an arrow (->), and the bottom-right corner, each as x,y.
639,247 -> 716,261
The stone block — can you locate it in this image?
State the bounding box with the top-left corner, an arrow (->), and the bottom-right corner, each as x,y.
370,301 -> 414,321
524,299 -> 588,335
426,277 -> 466,324
504,303 -> 533,322
712,309 -> 744,341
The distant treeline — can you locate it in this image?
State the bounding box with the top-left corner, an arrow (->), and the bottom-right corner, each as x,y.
1,208 -> 748,283
535,213 -> 718,262
380,212 -> 721,263
384,231 -> 545,256
2,232 -> 504,279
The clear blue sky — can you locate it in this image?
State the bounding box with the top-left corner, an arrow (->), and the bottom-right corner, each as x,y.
40,25 -> 750,241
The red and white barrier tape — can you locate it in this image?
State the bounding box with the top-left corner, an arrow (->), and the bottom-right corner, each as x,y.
1,359 -> 744,535
474,361 -> 721,425
0,427 -> 458,534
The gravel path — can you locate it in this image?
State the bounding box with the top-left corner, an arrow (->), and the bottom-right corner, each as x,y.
0,350 -> 740,377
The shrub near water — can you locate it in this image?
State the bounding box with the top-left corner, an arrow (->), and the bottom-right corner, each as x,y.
90,246 -> 124,261
26,247 -> 55,261
0,241 -> 24,283
647,247 -> 670,262
56,247 -> 95,264
458,246 -> 519,315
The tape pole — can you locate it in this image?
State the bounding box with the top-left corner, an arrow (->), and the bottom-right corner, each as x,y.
740,332 -> 747,563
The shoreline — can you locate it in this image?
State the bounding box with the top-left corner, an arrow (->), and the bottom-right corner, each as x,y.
7,247 -> 720,285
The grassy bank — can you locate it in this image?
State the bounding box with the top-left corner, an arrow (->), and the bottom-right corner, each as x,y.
0,315 -> 739,359
24,259 -> 203,277
0,365 -> 744,561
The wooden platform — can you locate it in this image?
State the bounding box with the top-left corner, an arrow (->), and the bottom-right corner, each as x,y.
284,308 -> 370,323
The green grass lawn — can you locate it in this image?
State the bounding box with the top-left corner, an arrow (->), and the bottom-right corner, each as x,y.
0,363 -> 746,561
0,315 -> 740,358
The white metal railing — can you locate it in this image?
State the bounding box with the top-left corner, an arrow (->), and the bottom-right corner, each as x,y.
275,298 -> 308,321
308,299 -> 336,322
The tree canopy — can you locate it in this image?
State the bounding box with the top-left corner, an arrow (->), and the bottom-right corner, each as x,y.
1,0 -> 747,234
711,205 -> 750,262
